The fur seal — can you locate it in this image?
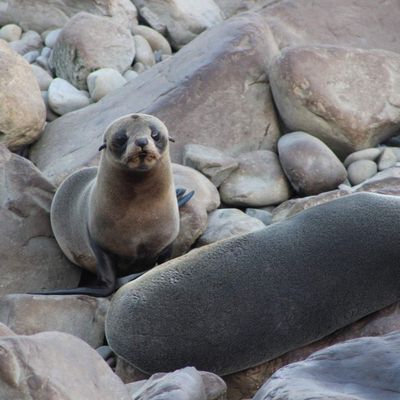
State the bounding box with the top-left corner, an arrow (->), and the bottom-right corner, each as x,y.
105,192 -> 400,375
38,113 -> 193,297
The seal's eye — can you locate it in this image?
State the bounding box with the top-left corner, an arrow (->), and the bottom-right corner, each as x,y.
151,129 -> 160,141
113,129 -> 128,147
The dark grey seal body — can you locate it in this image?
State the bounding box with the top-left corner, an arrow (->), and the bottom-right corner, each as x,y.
105,192 -> 400,375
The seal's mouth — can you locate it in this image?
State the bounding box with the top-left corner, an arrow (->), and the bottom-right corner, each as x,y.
124,149 -> 160,170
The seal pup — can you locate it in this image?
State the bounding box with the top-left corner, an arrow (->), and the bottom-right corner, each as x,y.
105,192 -> 400,375
36,113 -> 192,297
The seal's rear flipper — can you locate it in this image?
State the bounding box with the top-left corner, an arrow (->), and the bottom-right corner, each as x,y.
176,188 -> 195,207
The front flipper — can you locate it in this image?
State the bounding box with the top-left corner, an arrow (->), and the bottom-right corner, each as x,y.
176,187 -> 195,207
29,240 -> 117,297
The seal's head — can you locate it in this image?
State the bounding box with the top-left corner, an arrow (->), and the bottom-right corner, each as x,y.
100,114 -> 173,171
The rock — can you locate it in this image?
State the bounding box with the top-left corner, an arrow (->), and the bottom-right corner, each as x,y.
347,159 -> 378,185
343,147 -> 382,167
270,45 -> 400,158
132,24 -> 172,55
183,144 -> 239,187
0,0 -> 138,33
219,150 -> 290,207
0,40 -> 45,150
0,23 -> 22,42
51,12 -> 135,89
254,332 -> 400,400
133,35 -> 155,68
215,0 -> 276,18
198,209 -> 265,246
0,294 -> 109,347
126,367 -> 227,400
30,13 -> 280,185
132,0 -> 223,49
378,147 -> 397,170
245,208 -> 272,225
0,331 -> 130,400
23,49 -> 39,63
40,46 -> 51,59
0,322 -> 16,337
278,131 -> 347,195
41,91 -> 60,122
48,78 -> 90,115
226,300 -> 400,400
172,164 -> 220,257
9,30 -> 42,55
123,69 -> 139,82
35,54 -> 50,71
44,28 -> 62,48
31,64 -> 53,90
132,61 -> 146,74
87,68 -> 127,102
0,146 -> 80,295
354,167 -> 400,196
115,357 -> 149,384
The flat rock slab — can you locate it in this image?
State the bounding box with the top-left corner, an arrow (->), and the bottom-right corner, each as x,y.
106,192 -> 400,376
254,331 -> 400,400
30,12 -> 280,185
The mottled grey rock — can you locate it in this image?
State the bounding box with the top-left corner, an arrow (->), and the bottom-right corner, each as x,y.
30,13 -> 280,185
0,331 -> 130,400
198,208 -> 265,246
48,78 -> 90,115
183,144 -> 239,187
0,294 -> 109,347
378,147 -> 397,170
87,68 -> 127,102
172,164 -> 220,257
253,332 -> 400,400
132,24 -> 172,55
133,34 -> 155,68
220,150 -> 290,207
9,30 -> 42,55
278,131 -> 347,195
270,45 -> 400,158
245,208 -> 272,225
123,69 -> 139,81
0,40 -> 45,150
31,64 -> 52,90
0,23 -> 21,42
132,0 -> 223,49
347,159 -> 378,185
51,12 -> 135,89
44,28 -> 61,48
343,147 -> 383,167
0,146 -> 80,295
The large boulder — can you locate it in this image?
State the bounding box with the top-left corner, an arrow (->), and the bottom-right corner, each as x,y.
132,0 -> 223,49
0,40 -> 45,150
30,12 -> 280,185
0,146 -> 80,295
51,12 -> 135,89
0,0 -> 138,33
270,45 -> 400,158
254,332 -> 400,400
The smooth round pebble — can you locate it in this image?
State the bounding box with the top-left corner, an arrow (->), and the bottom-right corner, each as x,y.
132,62 -> 146,74
344,147 -> 382,167
31,64 -> 53,91
133,35 -> 155,68
132,24 -> 172,55
87,68 -> 127,102
41,47 -> 52,58
377,147 -> 397,170
44,28 -> 62,48
0,24 -> 22,42
347,159 -> 378,185
23,50 -> 40,63
245,208 -> 272,226
123,70 -> 139,82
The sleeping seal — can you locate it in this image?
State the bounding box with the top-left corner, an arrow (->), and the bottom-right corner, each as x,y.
38,113 -> 192,297
105,192 -> 400,375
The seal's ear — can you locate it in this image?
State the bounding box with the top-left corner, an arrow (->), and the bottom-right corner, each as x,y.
168,136 -> 175,143
98,143 -> 107,151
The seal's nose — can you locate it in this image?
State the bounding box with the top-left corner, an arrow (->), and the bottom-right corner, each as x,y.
135,137 -> 148,149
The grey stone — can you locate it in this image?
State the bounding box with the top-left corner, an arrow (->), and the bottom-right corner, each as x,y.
0,294 -> 109,347
132,24 -> 172,55
278,131 -> 347,195
132,0 -> 223,49
354,167 -> 400,196
132,61 -> 146,74
343,147 -> 382,167
87,68 -> 127,102
40,46 -> 51,58
30,13 -> 281,185
44,28 -> 62,48
23,49 -> 39,63
214,0 -> 277,18
0,23 -> 22,42
123,69 -> 139,82
378,147 -> 397,170
0,146 -> 80,295
270,45 -> 400,158
133,34 -> 155,68
198,208 -> 265,246
245,208 -> 272,225
41,91 -> 60,122
9,30 -> 42,55
48,78 -> 90,115
183,144 -> 239,187
347,159 -> 378,185
219,150 -> 291,207
51,12 -> 135,89
253,332 -> 400,400
31,64 -> 53,90
0,331 -> 130,400
0,40 -> 46,150
35,54 -> 50,71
